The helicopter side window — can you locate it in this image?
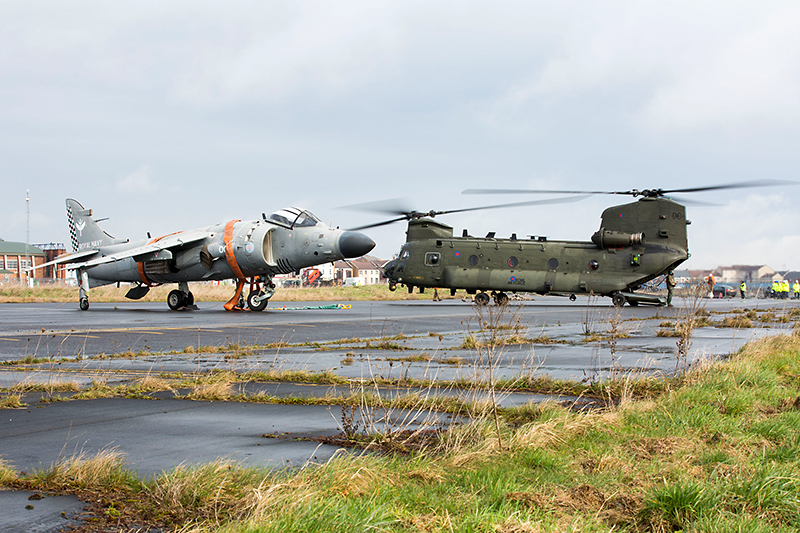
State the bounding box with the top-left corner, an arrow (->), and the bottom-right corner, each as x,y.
425,252 -> 441,266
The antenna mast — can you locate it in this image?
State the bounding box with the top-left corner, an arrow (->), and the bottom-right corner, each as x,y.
25,190 -> 30,286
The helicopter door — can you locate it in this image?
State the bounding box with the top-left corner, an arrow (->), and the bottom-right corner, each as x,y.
424,252 -> 443,284
544,256 -> 558,292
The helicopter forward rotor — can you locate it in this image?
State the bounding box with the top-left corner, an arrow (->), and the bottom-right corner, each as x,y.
343,196 -> 589,231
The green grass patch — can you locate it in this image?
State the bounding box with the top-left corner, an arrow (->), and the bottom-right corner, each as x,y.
7,333 -> 800,531
0,393 -> 26,409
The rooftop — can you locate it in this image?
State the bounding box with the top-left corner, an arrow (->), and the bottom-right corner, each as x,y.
0,239 -> 44,256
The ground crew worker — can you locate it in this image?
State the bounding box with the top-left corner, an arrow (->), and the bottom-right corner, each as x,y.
666,271 -> 676,307
772,280 -> 779,298
783,280 -> 791,299
794,280 -> 800,299
739,280 -> 746,299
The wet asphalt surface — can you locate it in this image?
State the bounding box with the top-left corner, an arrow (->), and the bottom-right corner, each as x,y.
1,296 -> 798,531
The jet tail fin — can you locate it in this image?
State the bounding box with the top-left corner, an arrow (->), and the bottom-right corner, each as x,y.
66,199 -> 124,252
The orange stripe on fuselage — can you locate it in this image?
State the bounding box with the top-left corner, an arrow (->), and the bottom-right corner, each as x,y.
137,261 -> 150,285
224,220 -> 245,280
135,232 -> 179,285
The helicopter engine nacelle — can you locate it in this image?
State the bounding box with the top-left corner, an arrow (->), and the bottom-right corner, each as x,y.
591,229 -> 645,249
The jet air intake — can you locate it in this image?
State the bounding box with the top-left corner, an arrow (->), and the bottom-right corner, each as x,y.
591,229 -> 645,249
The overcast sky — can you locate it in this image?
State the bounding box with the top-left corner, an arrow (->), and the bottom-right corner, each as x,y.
2,1 -> 799,270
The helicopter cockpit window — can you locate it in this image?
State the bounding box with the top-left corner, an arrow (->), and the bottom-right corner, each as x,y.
425,252 -> 441,266
400,249 -> 411,260
267,208 -> 321,229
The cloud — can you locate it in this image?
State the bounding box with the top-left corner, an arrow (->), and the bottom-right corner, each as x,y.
638,5 -> 800,134
685,192 -> 800,269
117,166 -> 157,193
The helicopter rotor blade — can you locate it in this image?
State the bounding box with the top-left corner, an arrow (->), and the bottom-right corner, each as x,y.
660,195 -> 720,206
347,216 -> 411,231
656,179 -> 796,195
338,198 -> 414,217
463,179 -> 797,198
344,196 -> 589,231
434,195 -> 590,216
462,188 -> 614,195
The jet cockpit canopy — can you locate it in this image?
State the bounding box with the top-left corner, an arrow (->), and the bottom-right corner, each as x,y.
267,207 -> 321,229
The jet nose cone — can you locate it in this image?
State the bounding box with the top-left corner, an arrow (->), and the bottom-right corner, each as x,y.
339,231 -> 375,258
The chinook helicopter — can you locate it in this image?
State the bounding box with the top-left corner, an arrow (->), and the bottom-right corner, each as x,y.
350,181 -> 788,307
35,199 -> 375,311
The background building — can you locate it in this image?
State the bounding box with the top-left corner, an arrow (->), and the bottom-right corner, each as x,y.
0,239 -> 68,283
0,238 -> 45,283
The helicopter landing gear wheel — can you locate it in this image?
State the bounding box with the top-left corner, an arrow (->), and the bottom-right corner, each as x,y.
167,290 -> 186,310
494,292 -> 509,306
569,294 -> 577,302
247,291 -> 269,312
79,298 -> 89,311
474,292 -> 490,306
611,293 -> 626,308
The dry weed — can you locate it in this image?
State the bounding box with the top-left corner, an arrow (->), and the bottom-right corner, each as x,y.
36,448 -> 127,489
185,381 -> 233,401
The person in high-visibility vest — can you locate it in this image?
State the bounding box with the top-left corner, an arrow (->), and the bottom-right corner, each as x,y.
739,281 -> 746,299
793,280 -> 800,299
784,280 -> 791,299
772,280 -> 779,298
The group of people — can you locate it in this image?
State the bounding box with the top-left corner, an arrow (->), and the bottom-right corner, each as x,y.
664,273 -> 800,304
770,280 -> 800,299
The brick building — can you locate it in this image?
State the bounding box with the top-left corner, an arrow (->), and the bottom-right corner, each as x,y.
0,239 -> 67,282
0,238 -> 45,283
32,242 -> 68,280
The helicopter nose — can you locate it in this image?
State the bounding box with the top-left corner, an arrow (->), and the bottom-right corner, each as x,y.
338,231 -> 375,258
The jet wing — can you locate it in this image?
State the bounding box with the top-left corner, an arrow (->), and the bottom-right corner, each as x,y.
25,248 -> 100,272
76,229 -> 213,269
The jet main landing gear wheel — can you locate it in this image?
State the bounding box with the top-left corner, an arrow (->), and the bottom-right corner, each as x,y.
167,290 -> 186,310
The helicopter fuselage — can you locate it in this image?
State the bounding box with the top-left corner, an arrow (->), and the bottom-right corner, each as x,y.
383,197 -> 691,306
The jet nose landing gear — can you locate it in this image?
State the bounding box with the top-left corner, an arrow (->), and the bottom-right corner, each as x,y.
223,276 -> 275,312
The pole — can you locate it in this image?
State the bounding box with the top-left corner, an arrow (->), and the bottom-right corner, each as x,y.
26,190 -> 30,286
